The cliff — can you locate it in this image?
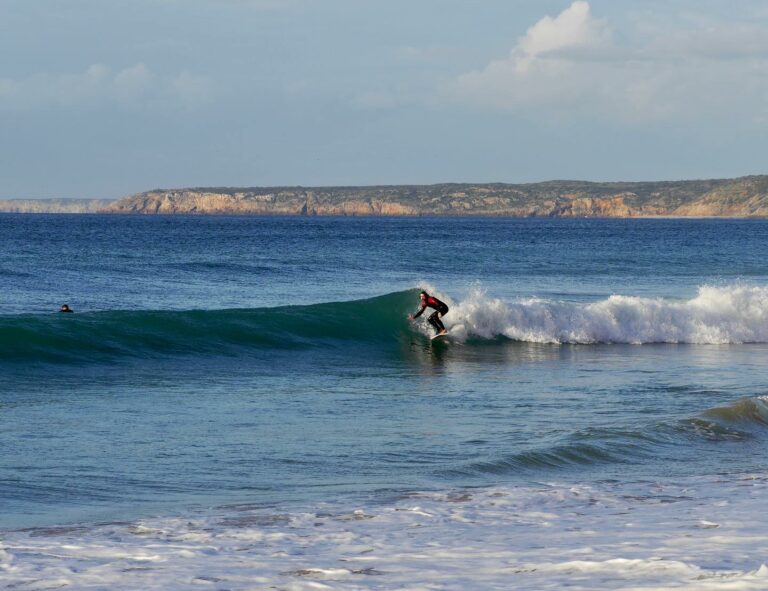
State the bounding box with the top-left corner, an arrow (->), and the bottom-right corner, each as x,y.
0,199 -> 113,214
102,176 -> 768,217
4,176 -> 768,217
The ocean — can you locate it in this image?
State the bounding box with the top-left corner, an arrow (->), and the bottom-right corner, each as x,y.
2,214 -> 768,590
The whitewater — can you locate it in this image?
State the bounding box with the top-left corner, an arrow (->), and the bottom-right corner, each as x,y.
435,284 -> 768,345
2,214 -> 768,590
3,473 -> 768,590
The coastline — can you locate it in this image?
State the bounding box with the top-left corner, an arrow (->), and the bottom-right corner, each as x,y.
1,210 -> 766,220
2,174 -> 767,217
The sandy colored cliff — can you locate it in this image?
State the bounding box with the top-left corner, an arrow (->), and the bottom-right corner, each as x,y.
4,176 -> 768,217
101,176 -> 768,217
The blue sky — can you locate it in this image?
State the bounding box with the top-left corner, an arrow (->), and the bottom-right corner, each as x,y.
1,0 -> 767,198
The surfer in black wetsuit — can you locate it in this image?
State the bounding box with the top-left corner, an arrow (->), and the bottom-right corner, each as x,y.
409,291 -> 449,336
60,304 -> 73,313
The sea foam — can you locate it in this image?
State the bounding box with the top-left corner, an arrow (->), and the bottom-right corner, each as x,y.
441,285 -> 768,344
2,474 -> 768,590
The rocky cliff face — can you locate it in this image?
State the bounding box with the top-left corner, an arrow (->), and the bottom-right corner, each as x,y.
102,190 -> 423,216
102,176 -> 768,217
6,176 -> 768,217
672,177 -> 768,217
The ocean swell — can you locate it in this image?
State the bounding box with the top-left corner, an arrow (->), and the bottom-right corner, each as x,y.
0,290 -> 416,364
447,396 -> 768,477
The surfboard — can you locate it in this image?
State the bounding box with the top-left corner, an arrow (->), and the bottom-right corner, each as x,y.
431,332 -> 448,341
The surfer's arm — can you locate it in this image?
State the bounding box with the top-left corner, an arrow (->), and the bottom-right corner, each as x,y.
411,305 -> 426,320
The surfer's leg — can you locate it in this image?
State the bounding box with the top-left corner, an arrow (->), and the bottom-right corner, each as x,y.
436,305 -> 449,332
429,311 -> 446,333
428,311 -> 442,333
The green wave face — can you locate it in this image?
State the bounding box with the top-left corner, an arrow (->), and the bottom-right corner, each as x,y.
702,396 -> 768,427
0,290 -> 420,364
444,395 -> 768,478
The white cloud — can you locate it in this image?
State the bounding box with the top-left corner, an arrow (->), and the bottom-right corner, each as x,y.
0,64 -> 211,110
450,1 -> 768,126
451,2 -> 616,114
517,0 -> 610,60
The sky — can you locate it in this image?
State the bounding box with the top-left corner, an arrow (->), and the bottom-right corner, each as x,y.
1,0 -> 767,199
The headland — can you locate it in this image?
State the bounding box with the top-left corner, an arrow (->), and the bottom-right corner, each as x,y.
3,175 -> 768,217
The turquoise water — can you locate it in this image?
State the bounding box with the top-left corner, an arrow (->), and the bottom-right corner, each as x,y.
2,215 -> 768,530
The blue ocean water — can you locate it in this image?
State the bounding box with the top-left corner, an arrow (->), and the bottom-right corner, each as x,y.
2,214 -> 768,530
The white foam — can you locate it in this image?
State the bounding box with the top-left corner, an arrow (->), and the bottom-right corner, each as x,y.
439,285 -> 768,344
3,473 -> 768,590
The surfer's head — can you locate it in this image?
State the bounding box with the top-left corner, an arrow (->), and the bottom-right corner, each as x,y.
419,291 -> 428,301
60,304 -> 72,313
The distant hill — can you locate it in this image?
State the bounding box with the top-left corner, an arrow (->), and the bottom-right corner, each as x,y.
102,176 -> 768,217
4,176 -> 768,216
0,199 -> 112,213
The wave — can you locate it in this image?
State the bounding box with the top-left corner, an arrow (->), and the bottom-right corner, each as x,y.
0,290 -> 417,364
4,285 -> 768,364
444,285 -> 768,344
694,396 -> 768,433
447,396 -> 768,477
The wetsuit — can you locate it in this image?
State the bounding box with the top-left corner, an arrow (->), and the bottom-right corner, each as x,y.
413,296 -> 449,333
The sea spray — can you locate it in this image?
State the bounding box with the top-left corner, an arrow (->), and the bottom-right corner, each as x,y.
446,285 -> 768,344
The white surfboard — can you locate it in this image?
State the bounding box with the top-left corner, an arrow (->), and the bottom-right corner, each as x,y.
430,332 -> 448,340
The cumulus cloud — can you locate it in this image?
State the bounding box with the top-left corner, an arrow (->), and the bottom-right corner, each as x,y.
516,0 -> 611,60
450,1 -> 768,125
0,63 -> 211,110
451,2 -> 617,114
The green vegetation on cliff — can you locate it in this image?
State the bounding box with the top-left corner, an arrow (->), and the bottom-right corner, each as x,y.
103,176 -> 768,217
3,176 -> 768,217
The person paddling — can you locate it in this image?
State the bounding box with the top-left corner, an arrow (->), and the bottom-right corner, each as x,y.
409,290 -> 449,336
59,304 -> 74,313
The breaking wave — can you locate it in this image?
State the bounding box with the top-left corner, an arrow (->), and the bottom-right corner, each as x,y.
3,285 -> 768,365
444,285 -> 768,344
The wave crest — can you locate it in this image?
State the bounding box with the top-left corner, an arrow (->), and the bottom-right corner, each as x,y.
701,396 -> 768,427
445,285 -> 768,344
4,285 -> 768,365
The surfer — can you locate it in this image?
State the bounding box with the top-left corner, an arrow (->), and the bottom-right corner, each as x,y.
409,290 -> 449,336
59,304 -> 73,313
